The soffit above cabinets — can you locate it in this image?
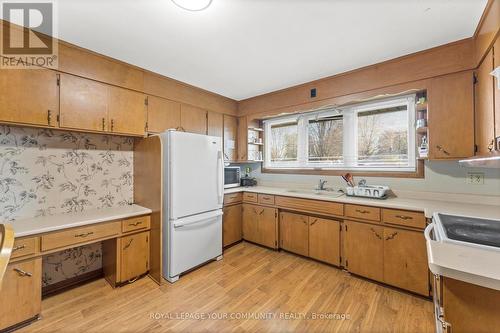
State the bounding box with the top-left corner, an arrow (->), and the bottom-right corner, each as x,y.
1,0 -> 488,100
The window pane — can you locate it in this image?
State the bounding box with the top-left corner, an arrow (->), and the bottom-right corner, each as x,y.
357,105 -> 409,166
270,122 -> 298,162
308,115 -> 343,164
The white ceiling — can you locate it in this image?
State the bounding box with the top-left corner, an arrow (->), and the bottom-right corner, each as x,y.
7,0 -> 489,100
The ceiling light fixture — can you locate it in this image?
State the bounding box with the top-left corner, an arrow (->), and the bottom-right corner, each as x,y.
171,0 -> 213,11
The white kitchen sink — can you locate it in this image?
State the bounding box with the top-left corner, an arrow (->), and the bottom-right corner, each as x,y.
285,189 -> 345,198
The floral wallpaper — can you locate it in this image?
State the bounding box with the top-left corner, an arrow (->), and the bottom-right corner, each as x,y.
0,125 -> 134,286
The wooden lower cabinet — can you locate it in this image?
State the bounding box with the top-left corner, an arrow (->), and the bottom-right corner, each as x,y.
309,217 -> 340,266
104,231 -> 150,286
279,212 -> 309,256
0,258 -> 42,331
383,227 -> 428,295
242,204 -> 278,249
442,277 -> 500,333
344,220 -> 384,282
223,204 -> 242,247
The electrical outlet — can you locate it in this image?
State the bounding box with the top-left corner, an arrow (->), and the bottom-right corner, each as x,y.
467,172 -> 484,185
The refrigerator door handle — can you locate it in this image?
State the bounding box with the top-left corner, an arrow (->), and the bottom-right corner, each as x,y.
173,210 -> 223,229
217,150 -> 224,205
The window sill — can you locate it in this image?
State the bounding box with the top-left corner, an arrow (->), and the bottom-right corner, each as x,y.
262,160 -> 424,179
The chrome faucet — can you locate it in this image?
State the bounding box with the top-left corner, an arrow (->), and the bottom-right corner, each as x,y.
316,179 -> 328,191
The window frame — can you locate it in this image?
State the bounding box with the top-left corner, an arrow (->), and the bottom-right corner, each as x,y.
263,94 -> 417,173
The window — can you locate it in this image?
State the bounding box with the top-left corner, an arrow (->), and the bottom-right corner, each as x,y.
264,95 -> 416,172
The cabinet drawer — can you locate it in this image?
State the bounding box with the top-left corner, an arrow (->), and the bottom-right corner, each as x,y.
258,194 -> 275,205
345,204 -> 381,222
121,215 -> 150,233
41,222 -> 120,251
275,196 -> 343,216
224,192 -> 242,205
11,237 -> 38,259
243,192 -> 258,203
382,209 -> 426,229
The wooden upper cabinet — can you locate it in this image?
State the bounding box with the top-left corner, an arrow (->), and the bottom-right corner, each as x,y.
223,115 -> 238,161
383,227 -> 428,296
344,220 -> 384,282
309,217 -> 340,266
147,96 -> 181,133
208,111 -> 223,138
279,212 -> 309,256
428,71 -> 474,159
59,74 -> 109,132
0,69 -> 58,127
180,104 -> 207,134
108,86 -> 146,136
237,116 -> 248,161
474,48 -> 496,155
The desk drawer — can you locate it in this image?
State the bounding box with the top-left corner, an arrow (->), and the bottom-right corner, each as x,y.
224,192 -> 243,205
258,194 -> 275,205
243,192 -> 258,203
275,196 -> 343,216
11,237 -> 38,259
345,204 -> 381,222
122,215 -> 150,233
41,222 -> 120,251
382,209 -> 425,229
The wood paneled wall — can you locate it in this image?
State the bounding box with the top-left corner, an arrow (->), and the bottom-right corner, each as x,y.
238,38 -> 475,117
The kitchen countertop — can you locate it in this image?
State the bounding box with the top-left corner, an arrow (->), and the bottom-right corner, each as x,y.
11,204 -> 152,238
225,186 -> 500,220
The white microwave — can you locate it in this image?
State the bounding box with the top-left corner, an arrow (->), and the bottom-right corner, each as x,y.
224,167 -> 240,188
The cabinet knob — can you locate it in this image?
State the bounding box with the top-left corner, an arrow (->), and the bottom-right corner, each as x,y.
310,218 -> 318,226
370,228 -> 382,240
12,244 -> 26,252
356,209 -> 369,214
102,118 -> 106,131
395,215 -> 412,221
74,231 -> 94,238
385,232 -> 398,241
111,119 -> 115,132
123,238 -> 134,250
488,139 -> 495,152
47,110 -> 52,125
436,145 -> 450,155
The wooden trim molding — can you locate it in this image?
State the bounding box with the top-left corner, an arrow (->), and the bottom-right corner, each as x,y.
0,224 -> 15,290
262,159 -> 425,179
473,0 -> 500,66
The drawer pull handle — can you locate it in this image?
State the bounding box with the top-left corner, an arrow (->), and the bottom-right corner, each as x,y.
129,221 -> 143,227
356,209 -> 370,214
14,268 -> 33,277
395,215 -> 413,220
75,232 -> 94,238
123,238 -> 134,250
310,218 -> 318,226
13,244 -> 26,252
370,228 -> 382,240
385,232 -> 398,241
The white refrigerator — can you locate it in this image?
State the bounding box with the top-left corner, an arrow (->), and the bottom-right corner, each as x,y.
161,130 -> 224,283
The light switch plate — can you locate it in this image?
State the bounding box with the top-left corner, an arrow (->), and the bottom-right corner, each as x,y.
467,172 -> 484,185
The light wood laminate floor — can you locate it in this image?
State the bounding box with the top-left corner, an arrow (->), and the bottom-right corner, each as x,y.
20,242 -> 434,333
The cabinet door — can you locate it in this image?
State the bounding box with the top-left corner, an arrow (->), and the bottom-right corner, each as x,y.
223,115 -> 238,161
475,48 -> 496,155
258,206 -> 278,249
237,116 -> 248,161
309,217 -> 340,266
60,74 -> 108,132
208,111 -> 223,137
120,231 -> 150,282
108,86 -> 147,136
279,212 -> 309,256
344,220 -> 383,282
383,227 -> 428,296
180,104 -> 207,134
147,96 -> 181,133
0,258 -> 42,330
242,204 -> 259,243
428,71 -> 474,159
494,38 -> 500,144
223,204 -> 242,247
0,69 -> 58,127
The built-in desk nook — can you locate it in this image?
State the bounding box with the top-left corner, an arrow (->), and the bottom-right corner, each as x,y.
0,205 -> 152,331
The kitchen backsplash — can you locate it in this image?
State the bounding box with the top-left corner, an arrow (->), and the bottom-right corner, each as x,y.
0,125 -> 133,287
